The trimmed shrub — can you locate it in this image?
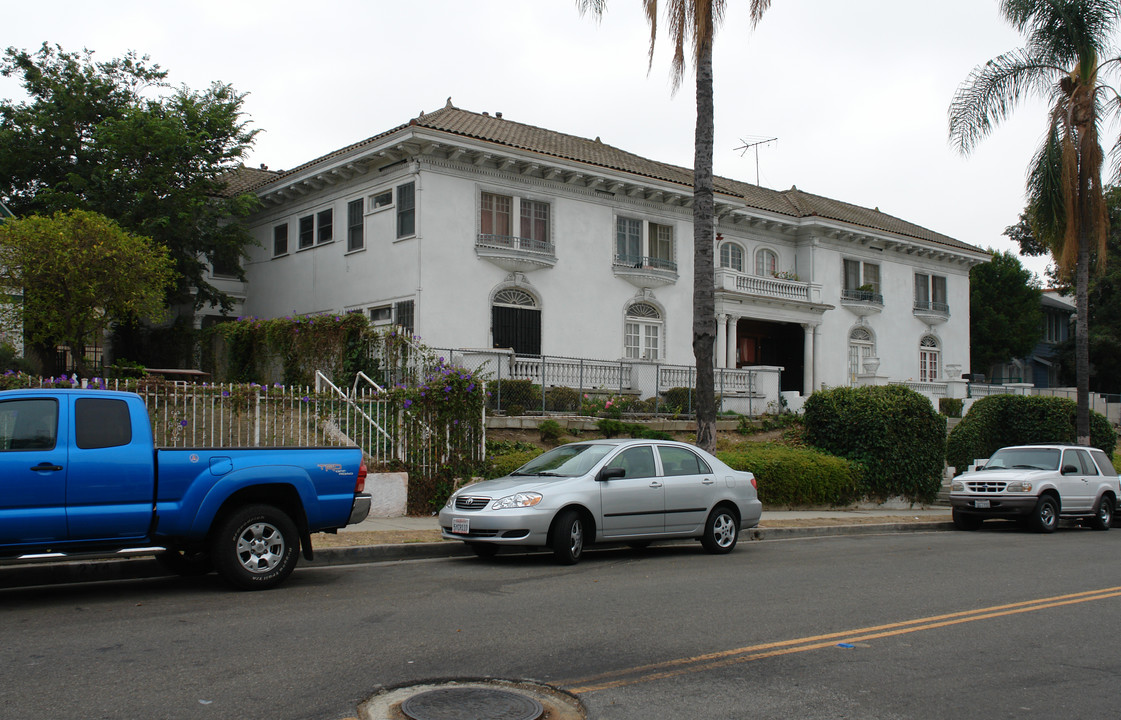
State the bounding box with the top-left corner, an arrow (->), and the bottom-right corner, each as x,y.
485,449 -> 544,479
939,397 -> 963,418
718,444 -> 861,507
487,378 -> 539,413
945,394 -> 1117,471
662,387 -> 694,414
803,385 -> 946,503
545,386 -> 580,412
538,419 -> 565,444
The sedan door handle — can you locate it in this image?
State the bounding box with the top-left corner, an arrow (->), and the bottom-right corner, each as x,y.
649,481 -> 663,488
31,463 -> 63,472
701,478 -> 715,485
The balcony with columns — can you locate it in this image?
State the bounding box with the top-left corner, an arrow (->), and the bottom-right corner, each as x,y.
714,268 -> 824,308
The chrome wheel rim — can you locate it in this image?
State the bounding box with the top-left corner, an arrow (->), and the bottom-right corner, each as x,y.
235,522 -> 286,574
1040,502 -> 1057,529
713,513 -> 736,548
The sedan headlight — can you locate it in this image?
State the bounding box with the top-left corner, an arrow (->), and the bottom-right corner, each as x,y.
491,492 -> 543,510
951,480 -> 964,492
1006,480 -> 1033,492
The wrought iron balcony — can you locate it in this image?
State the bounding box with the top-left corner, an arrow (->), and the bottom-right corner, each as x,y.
840,288 -> 884,316
475,233 -> 557,273
913,300 -> 950,324
611,254 -> 678,289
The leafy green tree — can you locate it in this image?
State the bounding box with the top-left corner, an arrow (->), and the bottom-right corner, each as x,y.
578,0 -> 772,452
969,249 -> 1043,378
0,210 -> 174,376
0,43 -> 259,313
949,0 -> 1121,445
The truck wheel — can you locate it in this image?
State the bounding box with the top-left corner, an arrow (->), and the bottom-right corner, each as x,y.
1090,496 -> 1114,531
211,504 -> 299,590
952,509 -> 982,531
1029,495 -> 1059,534
156,549 -> 213,577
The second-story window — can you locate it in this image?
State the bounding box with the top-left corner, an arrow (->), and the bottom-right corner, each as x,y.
616,217 -> 642,263
755,248 -> 777,276
396,182 -> 416,238
521,199 -> 550,244
843,259 -> 881,297
298,215 -> 314,250
347,199 -> 364,252
317,209 -> 333,244
481,192 -> 512,236
615,217 -> 674,269
273,223 -> 288,257
914,273 -> 948,311
720,242 -> 743,271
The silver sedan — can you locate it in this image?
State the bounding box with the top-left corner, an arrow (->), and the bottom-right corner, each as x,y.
439,438 -> 762,564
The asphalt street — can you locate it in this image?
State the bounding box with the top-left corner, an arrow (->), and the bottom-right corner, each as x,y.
2,524 -> 1119,719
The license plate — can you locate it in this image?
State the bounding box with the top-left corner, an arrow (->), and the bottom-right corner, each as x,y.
974,499 -> 991,509
452,518 -> 470,534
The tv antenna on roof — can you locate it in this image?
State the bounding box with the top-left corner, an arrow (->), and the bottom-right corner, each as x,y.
734,136 -> 777,186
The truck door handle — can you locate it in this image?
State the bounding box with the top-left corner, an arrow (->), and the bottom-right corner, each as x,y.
30,463 -> 63,472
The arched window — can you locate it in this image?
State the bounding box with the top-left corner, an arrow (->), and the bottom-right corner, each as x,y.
625,302 -> 663,361
920,335 -> 940,382
755,248 -> 777,276
492,288 -> 540,355
848,327 -> 875,385
719,242 -> 744,272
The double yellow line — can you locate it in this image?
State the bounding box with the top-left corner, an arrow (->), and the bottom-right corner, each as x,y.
563,586 -> 1121,694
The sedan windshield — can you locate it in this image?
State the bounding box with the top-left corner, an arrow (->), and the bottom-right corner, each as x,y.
983,448 -> 1061,471
512,444 -> 616,478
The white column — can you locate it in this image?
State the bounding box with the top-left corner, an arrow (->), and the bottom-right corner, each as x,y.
716,314 -> 728,369
726,315 -> 738,369
802,323 -> 816,394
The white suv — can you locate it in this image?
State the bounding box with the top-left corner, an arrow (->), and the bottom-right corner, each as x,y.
950,444 -> 1119,532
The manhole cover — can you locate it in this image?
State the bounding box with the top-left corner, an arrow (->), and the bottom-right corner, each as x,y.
359,679 -> 585,720
401,687 -> 543,720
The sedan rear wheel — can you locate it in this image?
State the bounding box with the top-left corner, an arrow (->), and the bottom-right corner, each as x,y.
551,509 -> 585,565
701,506 -> 739,554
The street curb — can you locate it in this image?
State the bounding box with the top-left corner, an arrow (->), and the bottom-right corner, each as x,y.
0,522 -> 954,588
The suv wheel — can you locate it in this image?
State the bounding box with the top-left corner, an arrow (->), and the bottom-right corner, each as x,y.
1029,495 -> 1059,534
1090,496 -> 1114,531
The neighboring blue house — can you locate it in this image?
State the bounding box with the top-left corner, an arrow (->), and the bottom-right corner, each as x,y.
1029,290 -> 1074,388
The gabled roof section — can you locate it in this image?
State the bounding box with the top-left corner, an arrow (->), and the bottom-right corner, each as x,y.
240,101 -> 982,254
219,165 -> 282,196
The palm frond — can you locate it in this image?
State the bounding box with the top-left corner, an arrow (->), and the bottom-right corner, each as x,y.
948,48 -> 1059,155
750,0 -> 772,28
1002,0 -> 1121,69
1027,111 -> 1068,253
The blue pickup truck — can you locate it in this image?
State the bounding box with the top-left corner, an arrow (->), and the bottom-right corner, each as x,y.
0,388 -> 371,590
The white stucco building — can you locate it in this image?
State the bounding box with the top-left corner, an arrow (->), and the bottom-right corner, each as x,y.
217,101 -> 988,402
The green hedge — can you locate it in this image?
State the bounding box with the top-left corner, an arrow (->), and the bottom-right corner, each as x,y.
484,449 -> 545,479
945,394 -> 1117,472
718,444 -> 861,507
803,385 -> 946,503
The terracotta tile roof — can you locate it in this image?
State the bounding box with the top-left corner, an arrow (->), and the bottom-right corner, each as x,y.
219,165 -> 281,196
228,102 -> 981,254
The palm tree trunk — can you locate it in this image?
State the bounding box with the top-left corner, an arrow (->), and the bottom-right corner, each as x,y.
1076,150 -> 1091,445
692,25 -> 717,452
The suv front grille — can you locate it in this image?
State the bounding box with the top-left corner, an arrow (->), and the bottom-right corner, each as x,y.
965,481 -> 1007,493
455,496 -> 490,511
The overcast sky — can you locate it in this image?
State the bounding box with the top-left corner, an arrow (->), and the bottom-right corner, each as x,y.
5,0 -> 1089,281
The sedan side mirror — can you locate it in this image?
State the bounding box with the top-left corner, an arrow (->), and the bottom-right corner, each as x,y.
597,467 -> 625,482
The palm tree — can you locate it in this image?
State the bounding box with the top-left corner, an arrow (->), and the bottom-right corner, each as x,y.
949,0 -> 1121,445
578,0 -> 771,451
